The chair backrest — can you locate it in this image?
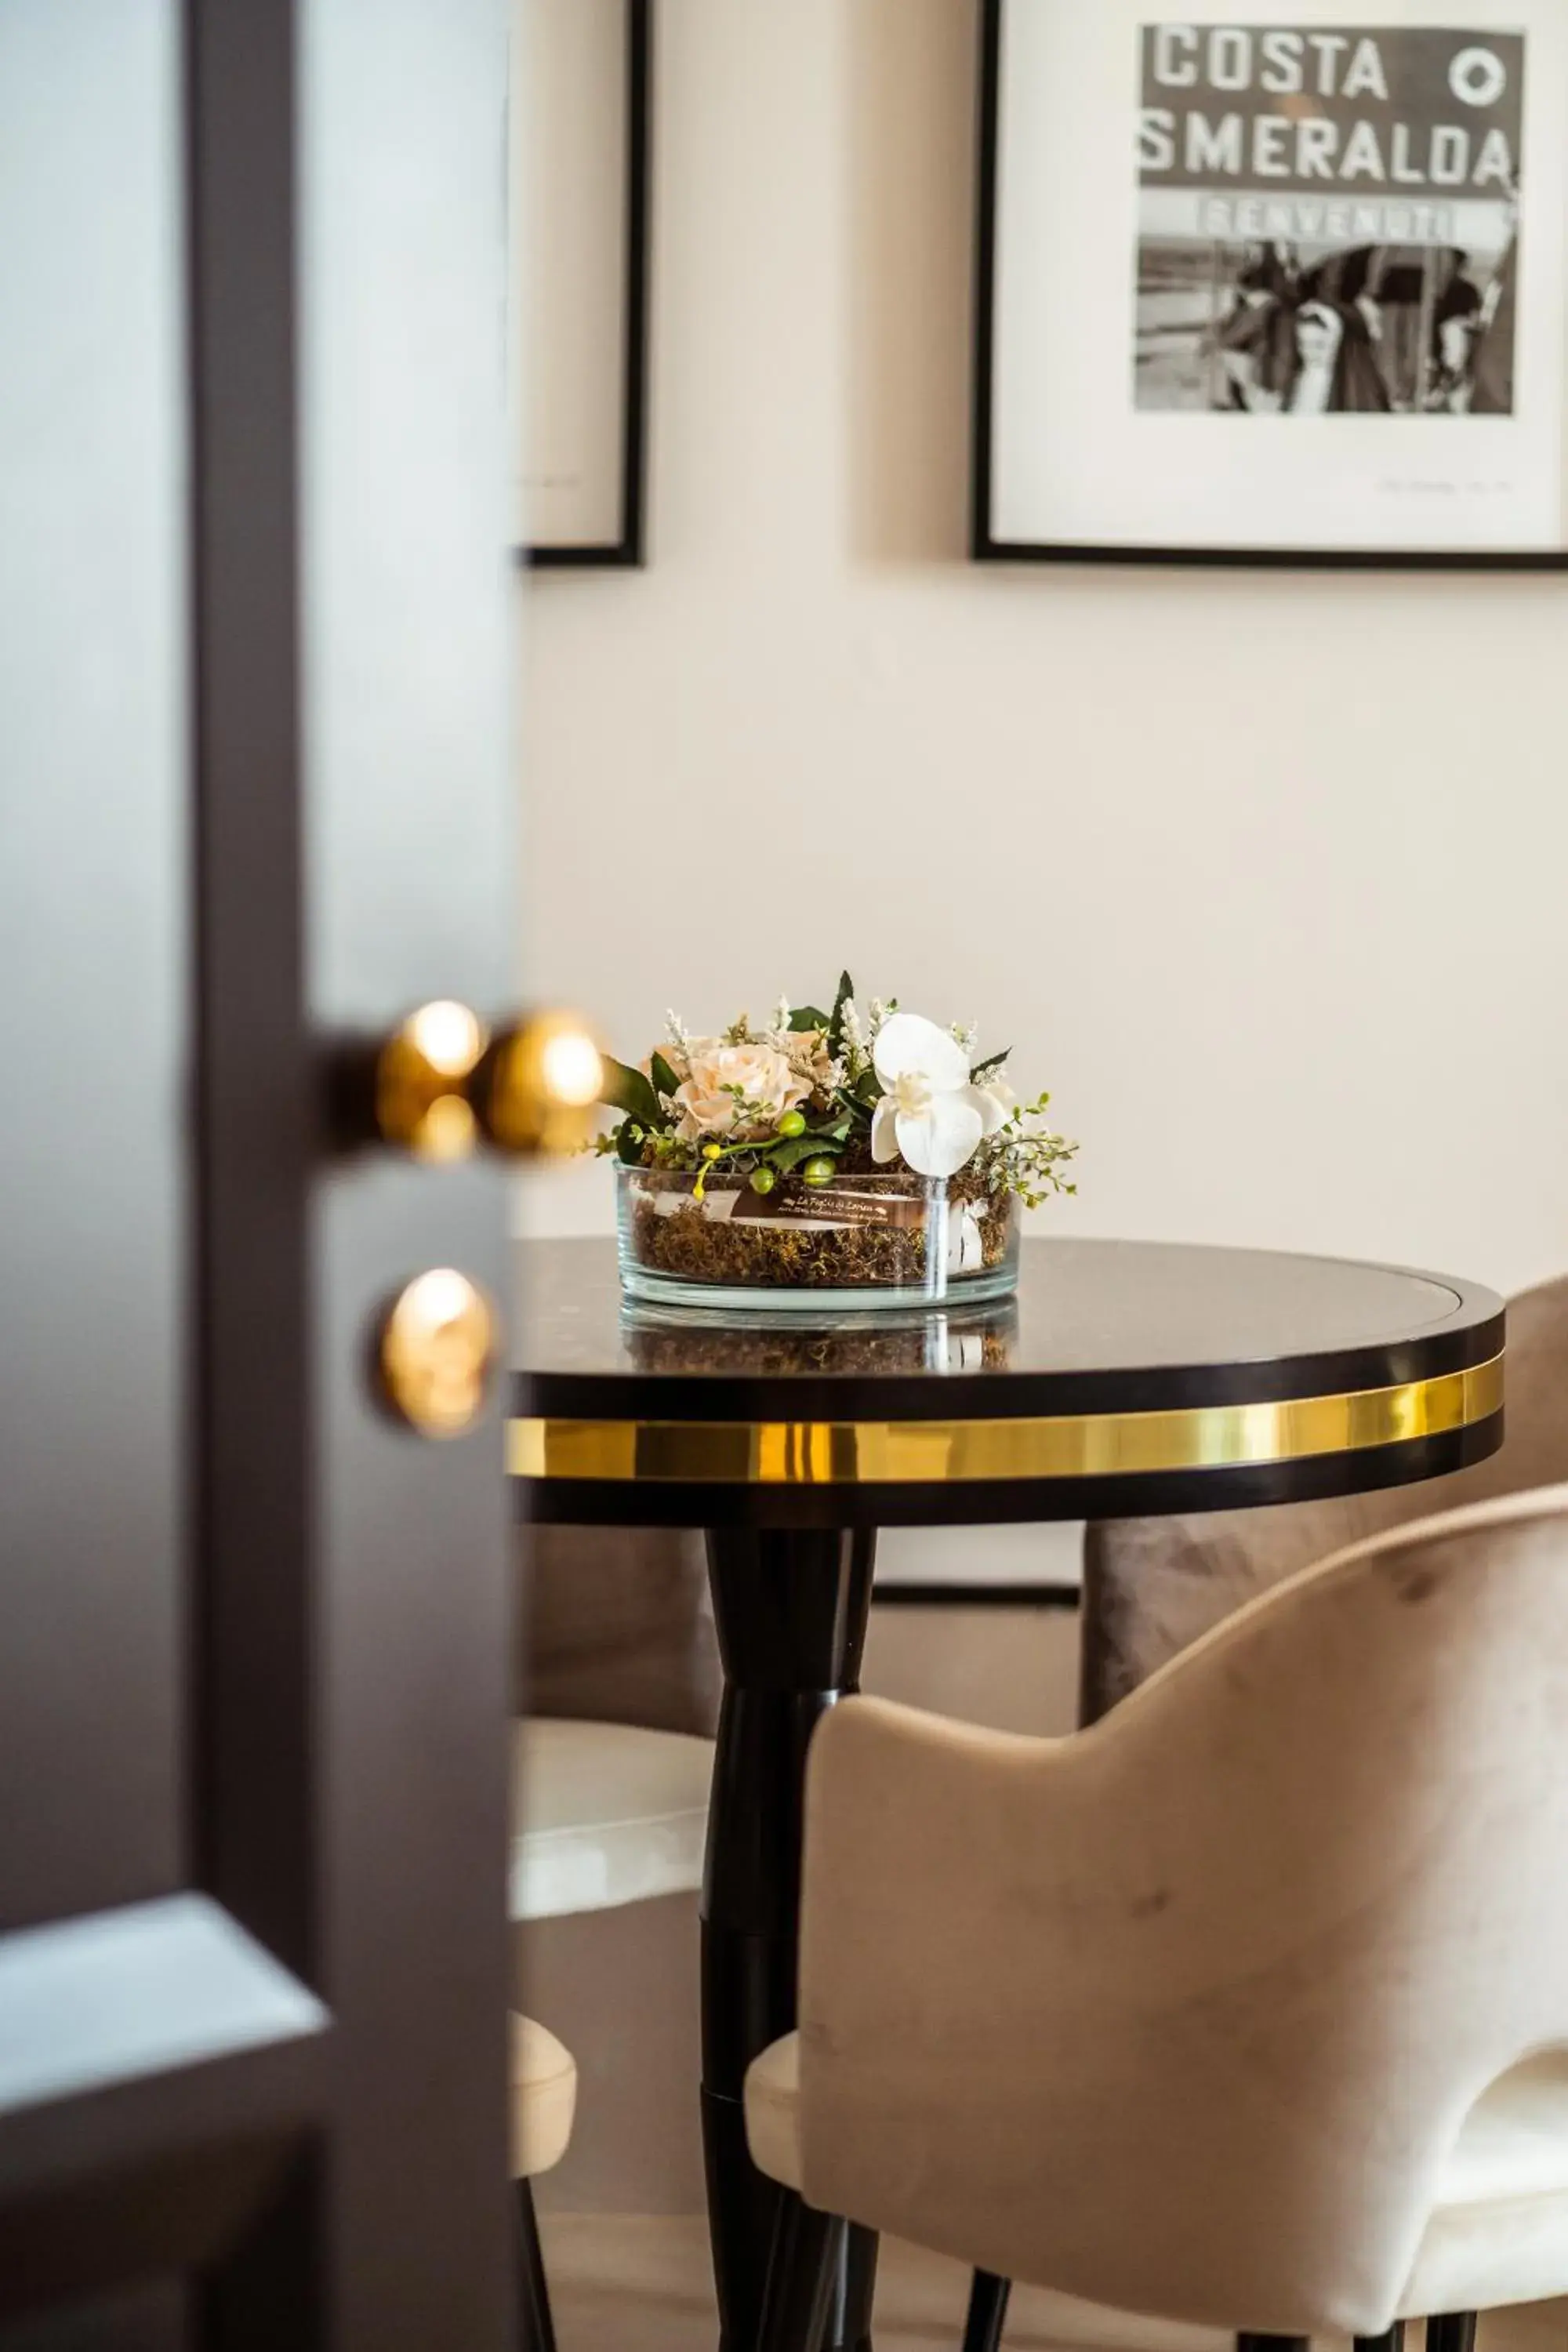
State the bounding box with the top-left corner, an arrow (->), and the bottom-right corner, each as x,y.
1082,1269 -> 1568,1718
797,1485 -> 1568,2334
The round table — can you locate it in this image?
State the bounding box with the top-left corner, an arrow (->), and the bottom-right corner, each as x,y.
511,1236 -> 1504,2352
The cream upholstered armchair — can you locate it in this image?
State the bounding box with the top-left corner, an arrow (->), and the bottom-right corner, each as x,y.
942,1270 -> 1566,2352
743,1487 -> 1568,2351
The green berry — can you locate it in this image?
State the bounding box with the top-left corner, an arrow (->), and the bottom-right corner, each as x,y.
702,1142 -> 723,1161
776,1109 -> 807,1138
801,1156 -> 837,1185
750,1166 -> 778,1196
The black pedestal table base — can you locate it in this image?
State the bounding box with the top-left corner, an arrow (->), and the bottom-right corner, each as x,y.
702,1526 -> 880,2352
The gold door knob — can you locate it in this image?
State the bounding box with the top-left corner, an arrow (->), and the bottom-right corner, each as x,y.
350,1001 -> 604,1162
472,1008 -> 606,1158
376,1269 -> 497,1436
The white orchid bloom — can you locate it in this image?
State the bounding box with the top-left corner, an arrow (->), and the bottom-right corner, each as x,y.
869,1011 -> 998,1178
974,1072 -> 1017,1134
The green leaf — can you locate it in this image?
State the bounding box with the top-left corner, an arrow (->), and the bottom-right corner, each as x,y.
970,1047 -> 1011,1080
826,971 -> 855,1055
600,1054 -> 662,1131
615,1121 -> 646,1165
649,1050 -> 680,1101
787,1004 -> 830,1033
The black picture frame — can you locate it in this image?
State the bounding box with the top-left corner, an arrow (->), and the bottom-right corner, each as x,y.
524,0 -> 652,570
971,0 -> 1568,572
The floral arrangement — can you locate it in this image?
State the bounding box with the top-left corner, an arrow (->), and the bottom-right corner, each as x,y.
597,975 -> 1077,1209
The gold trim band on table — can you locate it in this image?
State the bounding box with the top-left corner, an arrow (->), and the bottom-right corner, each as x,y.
510,1353 -> 1504,1487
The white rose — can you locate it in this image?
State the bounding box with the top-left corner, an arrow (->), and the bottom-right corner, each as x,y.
673,1040 -> 809,1142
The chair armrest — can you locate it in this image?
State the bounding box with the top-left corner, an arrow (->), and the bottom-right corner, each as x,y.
794,1696 -> 1098,2224
791,1691 -> 1226,2303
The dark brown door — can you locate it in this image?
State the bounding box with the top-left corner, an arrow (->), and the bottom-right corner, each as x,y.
1,2 -> 517,2343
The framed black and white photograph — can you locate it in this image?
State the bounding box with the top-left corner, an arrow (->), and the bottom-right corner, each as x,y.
974,0 -> 1568,566
512,0 -> 652,567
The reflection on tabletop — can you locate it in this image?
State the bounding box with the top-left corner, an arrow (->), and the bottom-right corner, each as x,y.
618,1298 -> 1020,1379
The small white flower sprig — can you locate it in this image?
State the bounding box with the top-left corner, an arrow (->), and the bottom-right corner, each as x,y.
597,975 -> 1078,1207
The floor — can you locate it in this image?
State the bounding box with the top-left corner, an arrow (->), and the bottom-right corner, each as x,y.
543,2215 -> 1568,2352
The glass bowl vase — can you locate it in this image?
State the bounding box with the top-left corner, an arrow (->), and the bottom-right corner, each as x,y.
615,1162 -> 1021,1314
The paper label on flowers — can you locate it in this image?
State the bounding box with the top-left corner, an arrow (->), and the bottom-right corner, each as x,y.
731,1187 -> 988,1273
730,1185 -> 927,1232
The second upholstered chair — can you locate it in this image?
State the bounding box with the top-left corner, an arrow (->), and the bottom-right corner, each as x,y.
510,1718 -> 714,1922
508,1716 -> 714,2350
1081,1269 -> 1565,1721
511,2013 -> 577,2352
742,1487 -> 1568,2352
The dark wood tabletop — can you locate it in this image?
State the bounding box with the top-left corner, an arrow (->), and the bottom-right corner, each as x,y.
510,1237 -> 1504,1530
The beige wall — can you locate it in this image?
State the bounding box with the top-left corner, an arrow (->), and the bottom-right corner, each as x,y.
518,0 -> 1568,1569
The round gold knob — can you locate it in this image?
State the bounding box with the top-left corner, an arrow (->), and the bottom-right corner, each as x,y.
473,1007 -> 604,1157
375,1000 -> 490,1162
376,1269 -> 496,1437
367,1004 -> 603,1162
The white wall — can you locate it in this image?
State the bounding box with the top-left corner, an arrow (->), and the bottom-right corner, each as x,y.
518,0 -> 1568,1580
